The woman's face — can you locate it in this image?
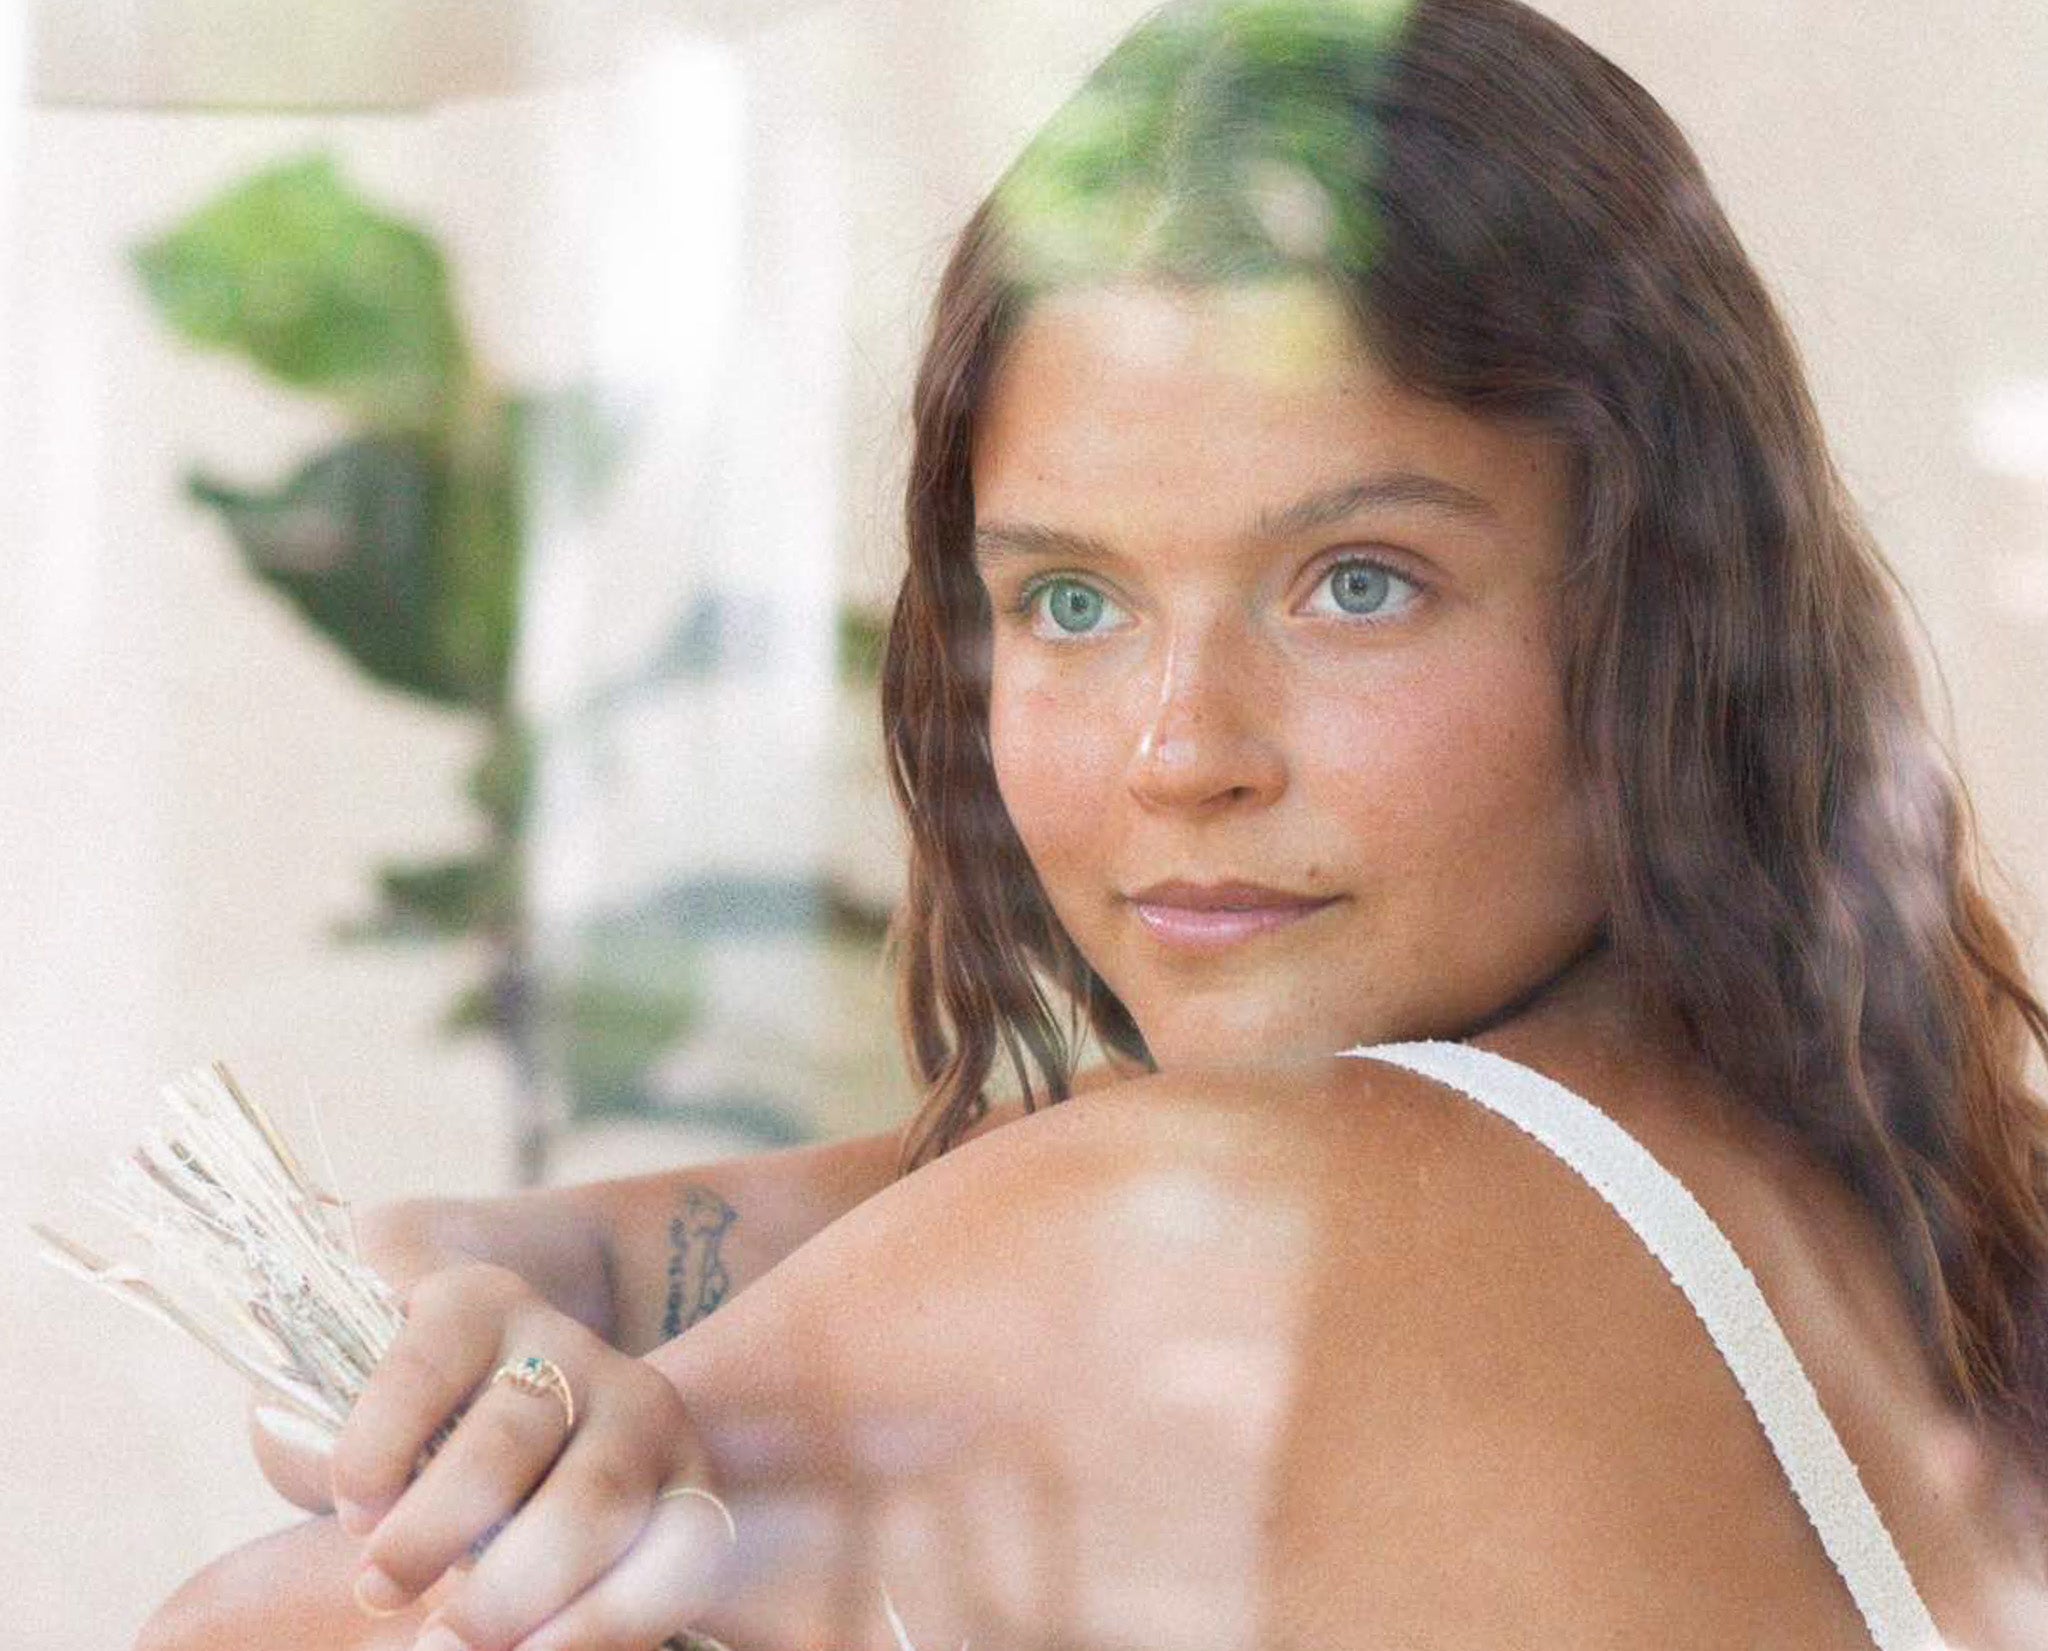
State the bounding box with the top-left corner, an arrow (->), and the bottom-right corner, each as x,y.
970,280 -> 1608,1069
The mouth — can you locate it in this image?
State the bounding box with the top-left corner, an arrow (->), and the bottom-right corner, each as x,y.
1123,880 -> 1344,951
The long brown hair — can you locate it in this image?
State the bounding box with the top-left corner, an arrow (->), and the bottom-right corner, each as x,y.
880,0 -> 2048,1478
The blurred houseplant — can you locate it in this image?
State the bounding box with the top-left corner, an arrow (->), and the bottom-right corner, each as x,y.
135,152 -> 887,1179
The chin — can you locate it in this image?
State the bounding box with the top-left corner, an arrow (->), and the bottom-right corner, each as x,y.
1134,993 -> 1376,1072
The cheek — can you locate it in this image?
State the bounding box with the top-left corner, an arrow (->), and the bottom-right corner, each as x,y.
1297,644 -> 1588,871
988,672 -> 1121,875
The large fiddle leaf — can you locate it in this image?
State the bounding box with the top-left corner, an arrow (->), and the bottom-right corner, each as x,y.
188,436 -> 514,707
182,389 -> 627,712
133,153 -> 467,432
134,150 -> 840,1157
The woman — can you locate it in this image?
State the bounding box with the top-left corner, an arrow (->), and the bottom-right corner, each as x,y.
143,1 -> 2048,1647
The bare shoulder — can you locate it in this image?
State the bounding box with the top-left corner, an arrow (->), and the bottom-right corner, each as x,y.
656,1060 -> 1439,1651
957,1051 -> 2042,1649
1232,1049 -> 1879,1649
656,1053 -> 2043,1651
1257,1033 -> 2048,1651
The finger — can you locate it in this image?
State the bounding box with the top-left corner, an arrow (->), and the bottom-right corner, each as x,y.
424,1441 -> 656,1649
352,1367 -> 575,1612
249,1400 -> 338,1513
427,1375 -> 699,1651
331,1264 -> 522,1534
496,1486 -> 735,1651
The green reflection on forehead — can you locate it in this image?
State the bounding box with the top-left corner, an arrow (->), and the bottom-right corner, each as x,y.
992,0 -> 1414,296
1033,277 -> 1362,400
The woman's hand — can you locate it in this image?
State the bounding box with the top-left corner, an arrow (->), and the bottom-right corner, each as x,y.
250,1196 -> 437,1515
329,1259 -> 735,1651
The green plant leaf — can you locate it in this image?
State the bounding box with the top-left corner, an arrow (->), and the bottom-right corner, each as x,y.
189,433 -> 521,709
533,924 -> 701,1119
554,973 -> 699,1116
443,977 -> 508,1036
569,1086 -> 811,1146
133,152 -> 468,431
337,850 -> 518,942
190,437 -> 470,703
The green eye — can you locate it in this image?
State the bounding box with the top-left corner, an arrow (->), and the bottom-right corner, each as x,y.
1313,559 -> 1420,621
1036,579 -> 1110,634
1331,563 -> 1391,614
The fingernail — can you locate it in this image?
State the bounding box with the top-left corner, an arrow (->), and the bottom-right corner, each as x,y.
413,1620 -> 472,1651
353,1564 -> 411,1617
252,1406 -> 336,1459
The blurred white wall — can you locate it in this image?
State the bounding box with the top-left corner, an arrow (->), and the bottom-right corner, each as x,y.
1,2 -> 2042,1647
0,99 -> 506,1646
1,8 -> 856,1644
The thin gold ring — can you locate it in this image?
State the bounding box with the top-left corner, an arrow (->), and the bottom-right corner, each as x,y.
656,1483 -> 739,1545
488,1353 -> 576,1434
654,1484 -> 740,1651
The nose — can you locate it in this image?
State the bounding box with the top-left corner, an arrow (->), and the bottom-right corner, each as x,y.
1126,623 -> 1287,813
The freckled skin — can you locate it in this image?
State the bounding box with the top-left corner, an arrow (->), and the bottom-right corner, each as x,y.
971,280 -> 1608,1070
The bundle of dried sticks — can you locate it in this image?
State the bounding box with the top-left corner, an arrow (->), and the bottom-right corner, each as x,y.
33,1061 -> 397,1446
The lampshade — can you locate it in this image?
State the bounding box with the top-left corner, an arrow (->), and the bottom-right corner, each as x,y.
27,0 -> 833,111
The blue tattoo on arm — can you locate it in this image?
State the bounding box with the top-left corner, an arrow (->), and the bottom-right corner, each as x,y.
662,1186 -> 737,1338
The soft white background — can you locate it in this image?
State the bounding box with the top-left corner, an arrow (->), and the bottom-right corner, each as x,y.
0,2 -> 2043,1646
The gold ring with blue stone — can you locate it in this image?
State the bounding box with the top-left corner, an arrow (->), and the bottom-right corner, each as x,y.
488,1352 -> 576,1435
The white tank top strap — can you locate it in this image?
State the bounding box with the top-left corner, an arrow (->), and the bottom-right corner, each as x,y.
1346,1039 -> 1945,1651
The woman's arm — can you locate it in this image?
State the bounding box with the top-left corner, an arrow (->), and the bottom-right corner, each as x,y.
246,1120 -> 914,1515
354,1126 -> 901,1351
358,1089 -> 1062,1356
148,1056 -> 1884,1651
163,1055 -> 1893,1651
587,1074 -> 1129,1356
159,1074 -> 1196,1651
248,1122 -> 919,1511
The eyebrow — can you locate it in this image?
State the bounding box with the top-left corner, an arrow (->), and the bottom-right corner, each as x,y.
971,470 -> 1499,565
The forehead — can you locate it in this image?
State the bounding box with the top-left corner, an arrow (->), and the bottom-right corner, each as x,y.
971,281 -> 1567,543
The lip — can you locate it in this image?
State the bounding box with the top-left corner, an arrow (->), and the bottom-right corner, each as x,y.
1124,880 -> 1343,950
